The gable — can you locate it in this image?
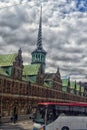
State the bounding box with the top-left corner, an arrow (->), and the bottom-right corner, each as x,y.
0,67 -> 9,76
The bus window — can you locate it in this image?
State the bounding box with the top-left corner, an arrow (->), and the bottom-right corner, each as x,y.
80,107 -> 85,113
55,105 -> 70,115
85,106 -> 87,115
69,106 -> 86,116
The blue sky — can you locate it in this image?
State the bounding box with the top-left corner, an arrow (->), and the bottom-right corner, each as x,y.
0,0 -> 87,82
76,0 -> 87,11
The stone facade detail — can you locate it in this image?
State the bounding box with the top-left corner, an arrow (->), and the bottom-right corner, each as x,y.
11,48 -> 24,80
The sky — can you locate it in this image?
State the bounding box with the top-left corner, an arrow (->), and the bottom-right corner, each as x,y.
0,0 -> 87,82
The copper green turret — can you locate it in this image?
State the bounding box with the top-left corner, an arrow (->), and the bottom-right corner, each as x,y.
31,6 -> 47,72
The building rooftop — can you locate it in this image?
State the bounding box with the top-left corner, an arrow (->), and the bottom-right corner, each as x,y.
23,64 -> 40,76
0,53 -> 17,67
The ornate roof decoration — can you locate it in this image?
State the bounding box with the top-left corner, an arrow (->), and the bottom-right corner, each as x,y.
53,67 -> 61,80
68,77 -> 70,86
13,48 -> 23,67
11,48 -> 24,80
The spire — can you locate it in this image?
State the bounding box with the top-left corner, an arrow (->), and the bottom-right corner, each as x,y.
68,76 -> 70,86
31,5 -> 47,71
56,66 -> 60,78
37,6 -> 42,50
75,80 -> 76,89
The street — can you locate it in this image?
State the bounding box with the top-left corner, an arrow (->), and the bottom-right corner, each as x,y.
0,120 -> 33,130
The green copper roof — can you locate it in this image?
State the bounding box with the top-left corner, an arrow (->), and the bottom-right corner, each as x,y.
0,67 -> 9,76
0,53 -> 17,67
44,73 -> 54,80
76,83 -> 80,91
44,82 -> 50,88
70,81 -> 75,89
23,64 -> 40,76
22,76 -> 35,83
70,89 -> 74,94
62,86 -> 67,91
81,87 -> 84,92
62,79 -> 68,87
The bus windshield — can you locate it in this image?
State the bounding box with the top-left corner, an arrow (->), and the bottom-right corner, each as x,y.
33,105 -> 46,124
33,104 -> 58,125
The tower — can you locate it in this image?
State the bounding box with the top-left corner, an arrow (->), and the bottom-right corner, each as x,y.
31,6 -> 47,72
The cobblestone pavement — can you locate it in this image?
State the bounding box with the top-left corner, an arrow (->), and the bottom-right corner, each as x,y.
0,120 -> 33,130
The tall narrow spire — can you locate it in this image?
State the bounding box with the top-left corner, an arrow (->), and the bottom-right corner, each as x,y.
37,6 -> 42,49
31,5 -> 47,72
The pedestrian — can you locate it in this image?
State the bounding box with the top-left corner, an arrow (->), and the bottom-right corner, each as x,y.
15,113 -> 18,122
12,106 -> 18,124
11,116 -> 13,122
13,113 -> 18,123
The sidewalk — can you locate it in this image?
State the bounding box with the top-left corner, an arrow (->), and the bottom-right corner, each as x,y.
9,120 -> 33,130
0,114 -> 33,123
0,120 -> 34,130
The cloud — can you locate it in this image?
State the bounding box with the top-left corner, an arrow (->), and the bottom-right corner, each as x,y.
0,0 -> 87,82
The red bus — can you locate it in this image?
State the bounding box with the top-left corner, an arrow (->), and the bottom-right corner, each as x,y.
32,102 -> 87,130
